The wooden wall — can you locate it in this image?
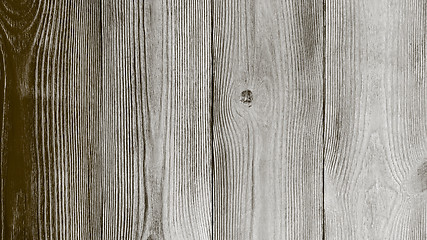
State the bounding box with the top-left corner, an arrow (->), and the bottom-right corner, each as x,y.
0,0 -> 425,239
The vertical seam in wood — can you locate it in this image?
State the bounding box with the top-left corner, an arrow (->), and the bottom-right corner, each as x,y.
98,0 -> 103,238
322,0 -> 327,239
210,0 -> 215,239
140,1 -> 150,238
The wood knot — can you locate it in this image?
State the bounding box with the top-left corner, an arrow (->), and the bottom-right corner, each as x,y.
240,90 -> 253,105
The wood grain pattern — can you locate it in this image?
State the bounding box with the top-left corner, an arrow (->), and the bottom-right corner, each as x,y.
0,0 -> 101,239
212,0 -> 324,239
325,0 -> 427,239
2,1 -> 427,239
101,0 -> 212,239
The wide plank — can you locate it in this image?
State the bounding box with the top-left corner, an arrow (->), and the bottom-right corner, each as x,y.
325,0 -> 427,239
212,0 -> 324,239
0,0 -> 101,239
101,0 -> 212,239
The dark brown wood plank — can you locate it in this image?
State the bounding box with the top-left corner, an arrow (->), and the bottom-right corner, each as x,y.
212,0 -> 324,239
325,0 -> 427,239
101,0 -> 212,239
0,0 -> 101,239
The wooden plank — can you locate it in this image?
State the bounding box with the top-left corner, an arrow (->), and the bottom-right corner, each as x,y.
325,0 -> 427,239
101,0 -> 212,239
212,0 -> 324,239
0,0 -> 101,239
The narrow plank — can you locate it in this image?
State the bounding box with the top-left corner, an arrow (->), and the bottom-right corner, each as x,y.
325,0 -> 427,239
0,0 -> 101,239
101,0 -> 212,239
212,0 -> 324,239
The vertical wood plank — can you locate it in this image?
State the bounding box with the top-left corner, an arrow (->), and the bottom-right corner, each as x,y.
101,0 -> 212,239
212,0 -> 324,239
325,0 -> 427,239
0,0 -> 101,239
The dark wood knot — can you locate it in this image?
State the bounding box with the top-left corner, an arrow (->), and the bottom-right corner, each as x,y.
240,90 -> 253,105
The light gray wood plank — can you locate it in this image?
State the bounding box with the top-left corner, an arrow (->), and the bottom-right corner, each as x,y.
101,0 -> 212,239
325,0 -> 427,239
212,0 -> 324,239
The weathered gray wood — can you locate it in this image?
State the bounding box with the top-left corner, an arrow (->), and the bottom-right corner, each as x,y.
3,1 -> 427,239
101,0 -> 212,239
0,0 -> 101,239
212,0 -> 324,239
325,0 -> 427,239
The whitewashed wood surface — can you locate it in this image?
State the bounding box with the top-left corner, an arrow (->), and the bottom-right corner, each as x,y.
0,0 -> 425,239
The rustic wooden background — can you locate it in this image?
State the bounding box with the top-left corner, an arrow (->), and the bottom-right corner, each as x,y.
1,0 -> 426,239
